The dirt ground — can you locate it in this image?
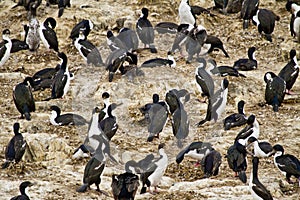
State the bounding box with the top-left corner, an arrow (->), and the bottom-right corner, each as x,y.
0,0 -> 299,199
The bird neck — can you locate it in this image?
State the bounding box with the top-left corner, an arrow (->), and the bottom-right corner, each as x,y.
20,186 -> 28,196
2,35 -> 10,41
237,103 -> 245,115
293,55 -> 299,67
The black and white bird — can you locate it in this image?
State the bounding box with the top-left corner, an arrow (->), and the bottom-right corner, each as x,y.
223,100 -> 247,130
72,144 -> 90,159
226,141 -> 248,183
57,0 -> 71,17
10,38 -> 29,53
146,100 -> 169,142
195,58 -> 214,100
200,35 -> 230,58
165,89 -> 190,115
136,8 -> 157,53
10,181 -> 34,200
241,0 -> 259,29
155,22 -> 178,34
201,150 -> 222,178
117,27 -> 139,52
99,103 -> 118,141
234,114 -> 260,146
171,99 -> 189,148
249,157 -> 274,200
210,64 -> 246,77
0,29 -> 12,67
106,30 -> 126,51
125,154 -> 155,175
46,52 -> 71,100
76,156 -> 105,193
198,78 -> 229,126
13,77 -> 35,120
85,107 -> 103,152
141,51 -> 176,68
69,19 -> 93,41
32,64 -> 60,80
252,9 -> 280,42
39,17 -> 59,52
178,0 -> 196,25
25,17 -> 40,52
246,137 -> 273,158
176,141 -> 214,166
106,48 -> 137,82
264,72 -> 286,112
74,28 -> 103,66
186,25 -> 207,64
272,144 -> 300,186
278,49 -> 299,95
139,93 -> 166,118
140,143 -> 168,194
233,46 -> 257,71
2,123 -> 27,169
12,0 -> 41,19
170,24 -> 194,57
111,172 -> 140,200
49,105 -> 87,126
286,2 -> 300,42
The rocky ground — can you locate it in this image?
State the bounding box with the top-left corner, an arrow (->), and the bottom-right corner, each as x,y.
0,0 -> 300,199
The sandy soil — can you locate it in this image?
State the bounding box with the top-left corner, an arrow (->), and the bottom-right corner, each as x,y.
0,0 -> 299,199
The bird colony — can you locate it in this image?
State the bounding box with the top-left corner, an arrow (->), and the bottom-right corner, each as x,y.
0,0 -> 299,199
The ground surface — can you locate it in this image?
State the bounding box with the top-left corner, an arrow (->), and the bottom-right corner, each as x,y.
0,0 -> 300,199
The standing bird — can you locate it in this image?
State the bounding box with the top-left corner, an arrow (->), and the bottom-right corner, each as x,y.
146,101 -> 169,142
170,24 -> 194,57
278,49 -> 299,95
223,100 -> 247,130
226,141 -> 248,183
186,25 -> 207,64
99,103 -> 118,141
140,144 -> 168,194
25,17 -> 40,52
272,144 -> 300,186
2,123 -> 27,169
171,100 -> 189,148
76,156 -> 105,193
264,72 -> 286,112
198,78 -> 229,126
46,52 -> 71,100
241,0 -> 259,29
0,29 -> 12,67
176,141 -> 214,166
39,17 -> 59,52
58,0 -> 71,17
252,9 -> 280,42
195,58 -> 214,100
49,105 -> 88,126
74,28 -> 103,66
178,0 -> 196,26
117,27 -> 139,52
10,181 -> 34,200
13,77 -> 35,120
249,157 -> 273,200
201,150 -> 222,178
69,19 -> 93,41
287,2 -> 300,42
136,8 -> 157,53
246,137 -> 273,158
111,172 -> 140,200
233,46 -> 257,71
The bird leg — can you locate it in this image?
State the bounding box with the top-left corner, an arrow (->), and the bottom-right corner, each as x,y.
234,172 -> 238,177
194,161 -> 201,167
286,89 -> 297,95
